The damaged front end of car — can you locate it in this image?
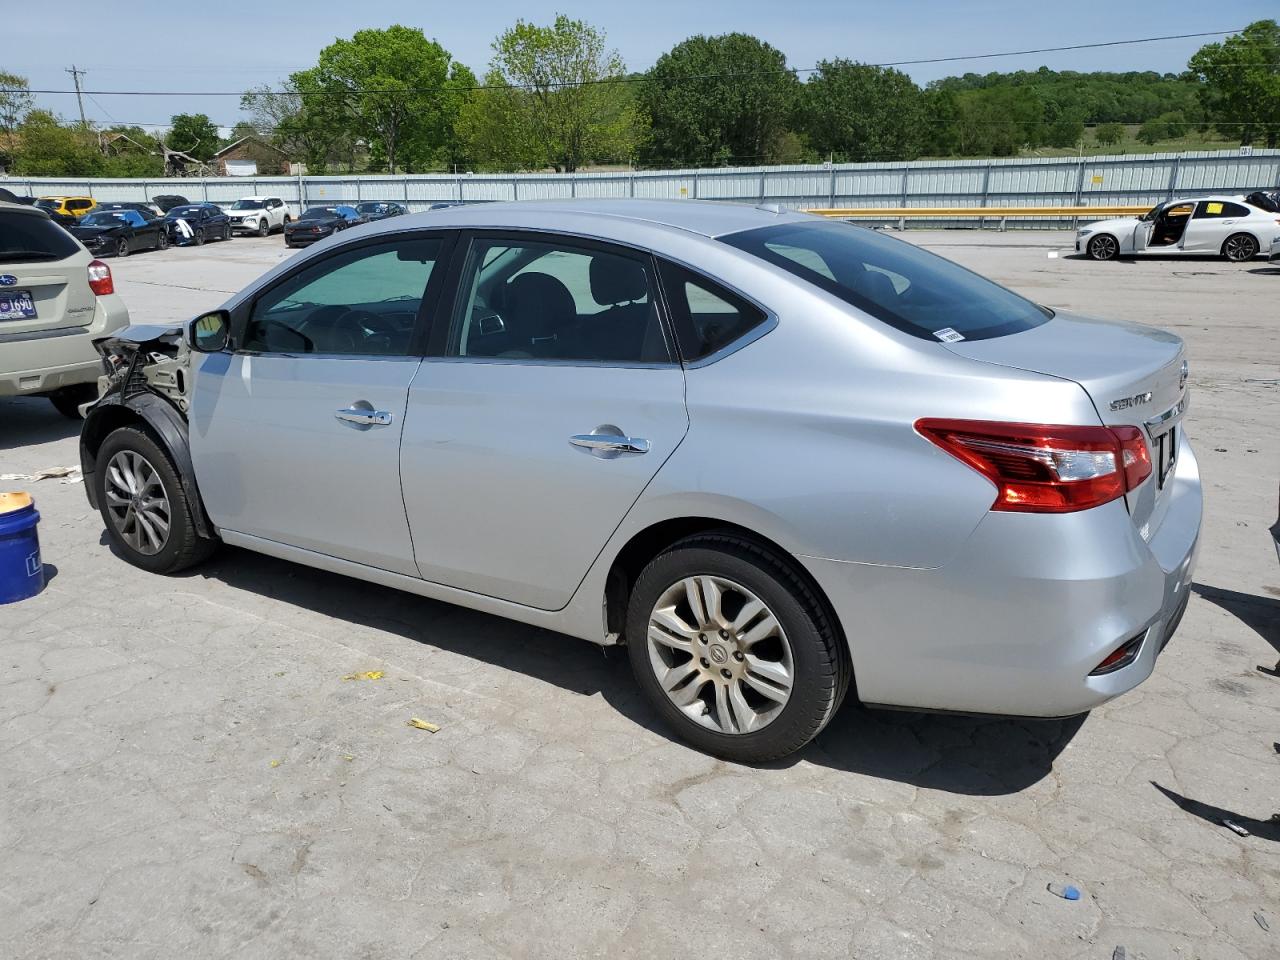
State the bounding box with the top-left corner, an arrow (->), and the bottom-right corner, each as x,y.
80,324 -> 215,538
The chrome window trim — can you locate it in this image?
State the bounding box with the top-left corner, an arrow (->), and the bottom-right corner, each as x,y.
418,354 -> 679,371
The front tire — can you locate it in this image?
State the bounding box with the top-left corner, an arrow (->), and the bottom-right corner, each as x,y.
193,229 -> 205,246
95,426 -> 216,574
256,218 -> 268,237
1222,233 -> 1258,262
626,534 -> 849,762
115,237 -> 130,258
1087,234 -> 1119,261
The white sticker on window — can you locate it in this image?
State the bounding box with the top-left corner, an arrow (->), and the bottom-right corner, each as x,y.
933,327 -> 965,343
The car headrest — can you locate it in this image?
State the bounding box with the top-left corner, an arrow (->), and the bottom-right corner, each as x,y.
856,269 -> 899,305
589,255 -> 648,305
502,272 -> 578,343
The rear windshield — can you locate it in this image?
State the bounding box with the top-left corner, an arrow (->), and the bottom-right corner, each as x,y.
720,220 -> 1051,342
0,210 -> 81,262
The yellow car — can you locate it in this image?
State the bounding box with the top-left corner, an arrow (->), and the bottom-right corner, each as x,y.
35,195 -> 97,221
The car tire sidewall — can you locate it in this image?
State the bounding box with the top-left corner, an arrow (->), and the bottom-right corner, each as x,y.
116,237 -> 130,258
1088,234 -> 1118,261
1223,233 -> 1258,262
194,229 -> 205,246
157,231 -> 169,251
95,426 -> 207,575
625,539 -> 843,762
257,218 -> 269,237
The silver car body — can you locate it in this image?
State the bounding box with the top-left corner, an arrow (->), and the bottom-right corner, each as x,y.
1078,194 -> 1278,257
185,199 -> 1201,718
0,201 -> 130,397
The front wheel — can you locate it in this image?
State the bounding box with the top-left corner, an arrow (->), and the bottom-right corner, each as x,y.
115,237 -> 130,258
193,229 -> 205,246
256,218 -> 268,237
626,534 -> 849,762
1087,234 -> 1119,261
95,426 -> 216,574
1222,233 -> 1258,262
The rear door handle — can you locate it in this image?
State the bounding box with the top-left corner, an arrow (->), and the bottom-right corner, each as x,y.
336,407 -> 393,426
569,433 -> 650,456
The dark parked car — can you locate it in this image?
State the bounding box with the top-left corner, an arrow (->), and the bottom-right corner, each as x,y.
283,205 -> 363,247
152,195 -> 190,213
164,204 -> 232,245
69,209 -> 169,257
355,200 -> 408,221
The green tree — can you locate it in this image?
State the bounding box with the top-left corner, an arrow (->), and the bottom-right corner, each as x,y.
1189,20 -> 1280,147
0,71 -> 33,160
100,125 -> 164,177
12,110 -> 102,176
799,60 -> 923,162
242,72 -> 354,174
639,33 -> 799,167
311,25 -> 458,173
458,15 -> 635,172
1094,122 -> 1125,146
167,113 -> 219,160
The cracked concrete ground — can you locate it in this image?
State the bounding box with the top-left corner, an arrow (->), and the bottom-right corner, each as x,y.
1,230 -> 1278,959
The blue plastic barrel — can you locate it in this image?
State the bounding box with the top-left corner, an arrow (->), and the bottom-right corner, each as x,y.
0,492 -> 44,604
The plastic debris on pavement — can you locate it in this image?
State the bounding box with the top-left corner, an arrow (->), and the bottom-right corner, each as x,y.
341,670 -> 384,681
406,718 -> 440,733
1112,947 -> 1126,960
0,466 -> 83,484
1256,911 -> 1270,932
269,759 -> 282,768
1047,882 -> 1081,900
1222,818 -> 1250,837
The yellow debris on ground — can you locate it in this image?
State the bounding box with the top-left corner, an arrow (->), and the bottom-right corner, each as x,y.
405,718 -> 440,733
341,670 -> 384,681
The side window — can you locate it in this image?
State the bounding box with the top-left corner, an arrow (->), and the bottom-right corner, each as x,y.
452,236 -> 670,364
1193,200 -> 1248,219
243,237 -> 443,356
656,261 -> 767,362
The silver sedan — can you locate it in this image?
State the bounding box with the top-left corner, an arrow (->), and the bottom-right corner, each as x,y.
81,200 -> 1202,761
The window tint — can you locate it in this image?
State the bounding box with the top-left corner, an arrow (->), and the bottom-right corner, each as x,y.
721,220 -> 1050,342
1192,200 -> 1249,219
243,237 -> 442,356
452,237 -> 670,363
0,211 -> 81,261
656,261 -> 767,361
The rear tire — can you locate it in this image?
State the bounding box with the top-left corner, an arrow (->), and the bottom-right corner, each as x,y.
156,231 -> 169,251
95,426 -> 216,574
222,224 -> 232,241
626,533 -> 849,762
1087,234 -> 1119,261
1222,233 -> 1258,262
48,383 -> 98,420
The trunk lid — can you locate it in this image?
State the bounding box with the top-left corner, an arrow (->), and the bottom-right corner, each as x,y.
942,310 -> 1188,535
1,250 -> 97,335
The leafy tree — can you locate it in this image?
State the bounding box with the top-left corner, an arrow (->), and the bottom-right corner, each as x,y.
167,113 -> 219,160
639,33 -> 799,167
100,125 -> 164,177
11,110 -> 102,176
459,15 -> 635,172
242,72 -> 354,174
799,60 -> 923,162
227,121 -> 259,144
311,25 -> 458,173
0,71 -> 33,160
1189,20 -> 1280,147
1094,122 -> 1125,146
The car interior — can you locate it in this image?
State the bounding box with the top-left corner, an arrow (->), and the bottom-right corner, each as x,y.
1143,202 -> 1195,247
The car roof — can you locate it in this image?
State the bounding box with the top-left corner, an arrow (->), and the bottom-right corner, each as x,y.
362,198 -> 813,241
0,200 -> 48,218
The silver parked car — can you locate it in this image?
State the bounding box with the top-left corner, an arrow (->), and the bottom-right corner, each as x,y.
1078,194 -> 1279,261
80,200 -> 1202,761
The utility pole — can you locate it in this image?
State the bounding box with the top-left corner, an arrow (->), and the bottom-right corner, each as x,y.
65,65 -> 87,127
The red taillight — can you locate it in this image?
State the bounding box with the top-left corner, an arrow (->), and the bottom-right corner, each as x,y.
915,418 -> 1151,514
87,259 -> 114,296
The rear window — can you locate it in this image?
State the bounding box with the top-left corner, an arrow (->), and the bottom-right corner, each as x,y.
720,220 -> 1051,342
0,210 -> 81,262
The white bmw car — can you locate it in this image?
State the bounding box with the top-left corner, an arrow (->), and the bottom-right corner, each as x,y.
1078,194 -> 1279,262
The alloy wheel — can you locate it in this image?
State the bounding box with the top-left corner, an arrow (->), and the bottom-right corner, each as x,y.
104,450 -> 172,556
1224,234 -> 1257,262
645,575 -> 794,734
1089,235 -> 1117,260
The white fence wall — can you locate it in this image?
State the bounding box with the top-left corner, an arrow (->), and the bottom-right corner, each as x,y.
6,149 -> 1278,229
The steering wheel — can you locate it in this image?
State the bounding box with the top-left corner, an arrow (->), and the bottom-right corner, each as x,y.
329,308 -> 399,353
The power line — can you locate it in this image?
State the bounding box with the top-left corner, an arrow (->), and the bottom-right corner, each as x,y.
4,28 -> 1258,98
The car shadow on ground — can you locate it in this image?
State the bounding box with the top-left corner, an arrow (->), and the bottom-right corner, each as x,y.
1247,266 -> 1280,276
1192,583 -> 1280,655
176,544 -> 1083,796
0,397 -> 81,452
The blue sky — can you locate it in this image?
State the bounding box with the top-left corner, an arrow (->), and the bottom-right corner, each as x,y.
7,1 -> 1276,132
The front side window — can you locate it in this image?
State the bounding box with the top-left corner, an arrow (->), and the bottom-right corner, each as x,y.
242,237 -> 443,356
451,236 -> 670,364
721,220 -> 1050,342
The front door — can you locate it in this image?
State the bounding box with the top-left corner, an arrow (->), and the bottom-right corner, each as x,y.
190,233 -> 452,575
401,232 -> 689,610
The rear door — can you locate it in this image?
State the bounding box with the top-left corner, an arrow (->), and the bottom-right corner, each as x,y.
1181,200 -> 1248,254
0,210 -> 94,336
401,231 -> 688,610
190,232 -> 454,575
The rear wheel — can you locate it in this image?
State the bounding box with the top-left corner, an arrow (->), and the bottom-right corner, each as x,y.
1087,234 -> 1119,261
222,223 -> 232,241
626,534 -> 849,762
115,237 -> 130,258
95,426 -> 216,574
156,231 -> 169,251
48,383 -> 98,419
1222,233 -> 1258,262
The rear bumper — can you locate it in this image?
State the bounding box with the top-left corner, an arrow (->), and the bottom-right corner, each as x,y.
0,294 -> 130,396
803,434 -> 1202,717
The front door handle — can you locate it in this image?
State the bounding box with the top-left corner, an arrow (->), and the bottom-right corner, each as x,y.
570,429 -> 650,457
335,407 -> 393,426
